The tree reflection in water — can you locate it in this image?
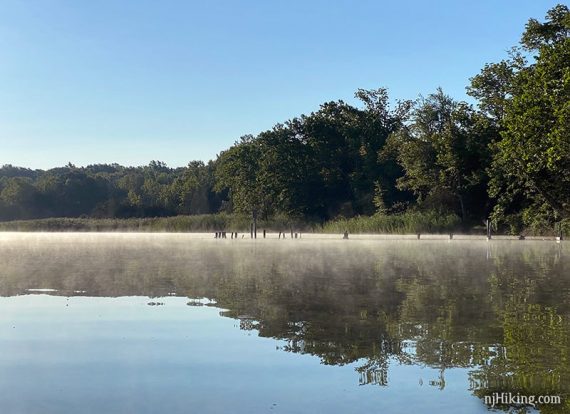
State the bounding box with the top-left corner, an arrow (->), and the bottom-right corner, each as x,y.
0,235 -> 568,412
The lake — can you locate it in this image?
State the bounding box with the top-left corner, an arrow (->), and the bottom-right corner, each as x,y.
0,233 -> 568,413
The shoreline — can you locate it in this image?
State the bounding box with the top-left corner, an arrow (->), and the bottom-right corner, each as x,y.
0,216 -> 565,239
0,231 -> 563,242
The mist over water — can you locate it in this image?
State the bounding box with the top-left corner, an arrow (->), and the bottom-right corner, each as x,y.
0,233 -> 568,413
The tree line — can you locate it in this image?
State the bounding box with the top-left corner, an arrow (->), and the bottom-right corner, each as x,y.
1,5 -> 568,232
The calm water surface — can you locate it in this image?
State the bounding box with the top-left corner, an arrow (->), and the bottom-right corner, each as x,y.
0,233 -> 568,413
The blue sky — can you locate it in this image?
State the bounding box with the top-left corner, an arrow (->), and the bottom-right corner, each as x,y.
0,0 -> 560,169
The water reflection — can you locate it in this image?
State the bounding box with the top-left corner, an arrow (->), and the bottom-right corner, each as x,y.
0,234 -> 568,412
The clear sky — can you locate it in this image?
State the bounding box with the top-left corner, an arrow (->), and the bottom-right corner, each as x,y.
0,0 -> 560,169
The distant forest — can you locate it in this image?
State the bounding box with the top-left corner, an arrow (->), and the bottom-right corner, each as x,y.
1,5 -> 569,233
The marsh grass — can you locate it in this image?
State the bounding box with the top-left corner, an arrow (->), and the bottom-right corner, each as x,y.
1,211 -> 564,235
322,211 -> 462,234
0,214 -> 318,233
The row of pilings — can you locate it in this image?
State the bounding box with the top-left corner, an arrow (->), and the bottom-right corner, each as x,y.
214,229 -> 302,239
213,219 -> 565,241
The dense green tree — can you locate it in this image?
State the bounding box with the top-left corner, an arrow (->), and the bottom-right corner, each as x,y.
0,177 -> 40,219
255,125 -> 318,218
467,4 -> 570,230
173,161 -> 220,214
352,88 -> 413,214
215,135 -> 267,226
467,52 -> 526,123
384,89 -> 494,222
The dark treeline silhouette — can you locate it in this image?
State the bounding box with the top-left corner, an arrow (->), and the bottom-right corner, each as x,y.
1,5 -> 568,232
0,160 -> 224,220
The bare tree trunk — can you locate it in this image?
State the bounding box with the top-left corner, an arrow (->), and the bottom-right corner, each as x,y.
458,194 -> 466,223
252,209 -> 257,239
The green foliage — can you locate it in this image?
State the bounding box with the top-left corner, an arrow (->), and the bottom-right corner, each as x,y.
215,135 -> 266,217
384,89 -> 494,222
470,4 -> 570,229
467,52 -> 525,122
0,161 -> 223,221
372,181 -> 388,214
0,177 -> 40,219
213,89 -> 411,221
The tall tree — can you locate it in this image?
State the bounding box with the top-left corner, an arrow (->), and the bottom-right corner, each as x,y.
215,136 -> 267,226
487,4 -> 570,221
384,89 -> 493,222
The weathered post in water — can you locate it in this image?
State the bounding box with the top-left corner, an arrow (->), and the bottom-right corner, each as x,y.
343,231 -> 349,240
263,229 -> 266,238
250,223 -> 253,239
486,219 -> 492,240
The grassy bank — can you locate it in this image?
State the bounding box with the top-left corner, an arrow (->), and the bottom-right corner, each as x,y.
0,214 -> 317,233
322,211 -> 462,234
0,211 -> 466,234
1,211 -> 566,235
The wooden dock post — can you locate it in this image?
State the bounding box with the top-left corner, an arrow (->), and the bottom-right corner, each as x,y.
486,219 -> 492,240
263,229 -> 266,238
343,231 -> 348,240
